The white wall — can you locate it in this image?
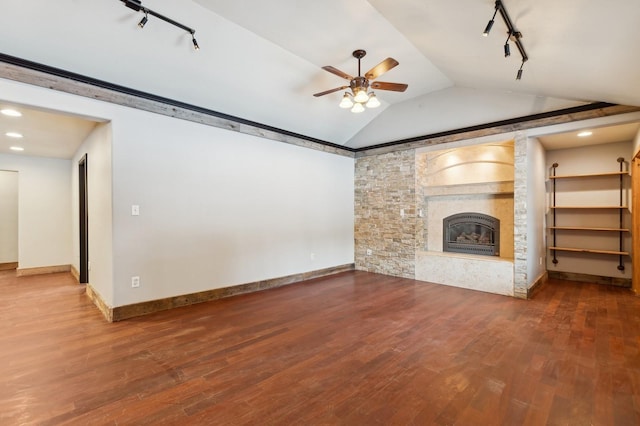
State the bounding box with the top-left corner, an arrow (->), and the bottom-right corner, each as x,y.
0,154 -> 72,269
0,170 -> 19,263
526,138 -> 547,287
71,123 -> 114,305
545,141 -> 633,279
0,77 -> 354,308
110,111 -> 354,306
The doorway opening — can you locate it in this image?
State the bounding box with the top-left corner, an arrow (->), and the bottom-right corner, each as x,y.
79,155 -> 88,284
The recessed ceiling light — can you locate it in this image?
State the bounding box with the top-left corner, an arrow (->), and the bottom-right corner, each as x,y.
1,108 -> 22,117
10,146 -> 24,151
577,131 -> 593,137
5,132 -> 23,138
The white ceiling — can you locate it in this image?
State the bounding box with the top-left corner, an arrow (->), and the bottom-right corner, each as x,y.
0,103 -> 99,159
538,122 -> 640,151
0,0 -> 639,155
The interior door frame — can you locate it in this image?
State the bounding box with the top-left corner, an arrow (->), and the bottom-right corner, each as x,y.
632,154 -> 639,295
79,154 -> 89,284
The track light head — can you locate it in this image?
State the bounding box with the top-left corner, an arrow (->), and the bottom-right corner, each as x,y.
483,7 -> 498,36
504,31 -> 512,57
191,32 -> 200,50
138,13 -> 148,28
516,62 -> 524,80
483,20 -> 494,36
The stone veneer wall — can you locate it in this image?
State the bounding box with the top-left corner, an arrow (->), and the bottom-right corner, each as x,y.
355,150 -> 416,278
415,153 -> 428,253
513,132 -> 528,298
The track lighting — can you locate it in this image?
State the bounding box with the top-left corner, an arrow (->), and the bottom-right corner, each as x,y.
483,0 -> 529,80
120,0 -> 200,50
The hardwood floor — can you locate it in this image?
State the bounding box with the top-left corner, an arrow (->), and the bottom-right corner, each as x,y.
1,270 -> 639,425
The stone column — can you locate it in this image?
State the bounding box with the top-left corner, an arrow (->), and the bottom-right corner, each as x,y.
513,132 -> 528,298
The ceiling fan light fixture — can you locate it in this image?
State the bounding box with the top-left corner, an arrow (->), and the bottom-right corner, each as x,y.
366,92 -> 380,108
351,102 -> 365,113
339,93 -> 354,109
353,89 -> 369,104
314,49 -> 408,112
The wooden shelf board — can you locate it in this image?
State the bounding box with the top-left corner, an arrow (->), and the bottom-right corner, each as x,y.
550,171 -> 629,179
549,226 -> 630,232
551,206 -> 628,209
549,247 -> 629,256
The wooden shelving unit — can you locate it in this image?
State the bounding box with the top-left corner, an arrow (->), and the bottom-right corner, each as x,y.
549,157 -> 630,271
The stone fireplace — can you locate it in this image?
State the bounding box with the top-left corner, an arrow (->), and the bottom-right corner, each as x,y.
414,141 -> 515,296
443,212 -> 500,256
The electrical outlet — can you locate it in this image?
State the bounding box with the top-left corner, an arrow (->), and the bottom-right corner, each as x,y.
366,249 -> 373,256
131,205 -> 140,216
131,276 -> 140,288
310,252 -> 315,261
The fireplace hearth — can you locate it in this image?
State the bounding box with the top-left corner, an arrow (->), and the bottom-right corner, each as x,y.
443,212 -> 500,256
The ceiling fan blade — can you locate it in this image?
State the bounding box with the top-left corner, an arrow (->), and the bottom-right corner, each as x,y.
365,58 -> 399,80
370,81 -> 408,92
313,86 -> 349,97
322,66 -> 353,81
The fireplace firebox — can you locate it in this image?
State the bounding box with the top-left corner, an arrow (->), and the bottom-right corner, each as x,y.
443,212 -> 500,256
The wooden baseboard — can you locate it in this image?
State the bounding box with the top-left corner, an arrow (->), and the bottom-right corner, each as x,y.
548,271 -> 631,288
88,263 -> 356,322
85,284 -> 113,322
16,264 -> 71,277
527,272 -> 549,298
0,262 -> 18,271
70,265 -> 80,282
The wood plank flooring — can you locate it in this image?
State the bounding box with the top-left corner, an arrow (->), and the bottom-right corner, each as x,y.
1,270 -> 639,425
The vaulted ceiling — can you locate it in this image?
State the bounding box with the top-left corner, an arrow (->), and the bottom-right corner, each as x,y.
0,0 -> 639,150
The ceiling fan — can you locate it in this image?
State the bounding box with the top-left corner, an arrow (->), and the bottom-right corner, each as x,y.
314,49 -> 408,113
